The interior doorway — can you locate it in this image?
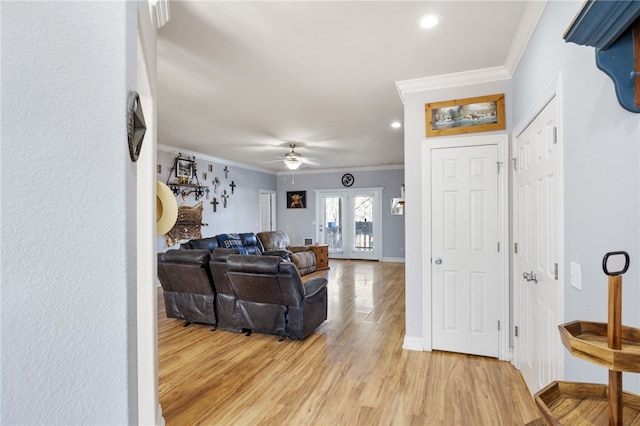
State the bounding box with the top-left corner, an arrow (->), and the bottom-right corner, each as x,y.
259,190 -> 276,232
423,134 -> 509,360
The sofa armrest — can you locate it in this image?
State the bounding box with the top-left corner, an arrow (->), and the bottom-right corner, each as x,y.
263,249 -> 292,259
288,245 -> 310,253
303,278 -> 327,298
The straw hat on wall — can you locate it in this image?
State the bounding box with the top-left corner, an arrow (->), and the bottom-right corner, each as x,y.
157,181 -> 178,236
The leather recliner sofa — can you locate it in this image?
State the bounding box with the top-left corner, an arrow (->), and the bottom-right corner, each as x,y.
157,247 -> 328,339
181,231 -> 313,275
257,230 -> 317,275
225,254 -> 328,339
157,249 -> 217,328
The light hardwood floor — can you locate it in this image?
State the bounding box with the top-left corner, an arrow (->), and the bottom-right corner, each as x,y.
158,259 -> 543,425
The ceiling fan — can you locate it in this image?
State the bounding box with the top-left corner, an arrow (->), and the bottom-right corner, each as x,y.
283,144 -> 303,170
261,143 -> 318,170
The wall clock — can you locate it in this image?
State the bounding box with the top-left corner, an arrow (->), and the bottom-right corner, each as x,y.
341,173 -> 354,187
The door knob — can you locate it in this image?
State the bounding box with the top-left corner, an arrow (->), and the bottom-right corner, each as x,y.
433,257 -> 442,265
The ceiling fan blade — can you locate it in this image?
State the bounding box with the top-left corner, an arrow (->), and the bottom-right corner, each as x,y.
301,157 -> 319,166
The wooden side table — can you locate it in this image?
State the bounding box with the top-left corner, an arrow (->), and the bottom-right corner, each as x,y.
309,245 -> 330,270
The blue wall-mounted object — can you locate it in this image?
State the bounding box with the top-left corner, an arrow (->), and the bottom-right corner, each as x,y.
595,28 -> 640,113
564,0 -> 640,113
564,1 -> 640,49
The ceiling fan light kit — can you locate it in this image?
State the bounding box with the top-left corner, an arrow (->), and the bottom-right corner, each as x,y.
284,158 -> 301,170
284,144 -> 302,170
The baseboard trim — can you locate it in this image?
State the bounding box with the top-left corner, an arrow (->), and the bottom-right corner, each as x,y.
402,335 -> 424,351
157,404 -> 165,426
382,257 -> 405,263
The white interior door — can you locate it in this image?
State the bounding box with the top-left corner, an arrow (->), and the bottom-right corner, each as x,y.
514,97 -> 563,393
431,144 -> 500,358
259,191 -> 275,232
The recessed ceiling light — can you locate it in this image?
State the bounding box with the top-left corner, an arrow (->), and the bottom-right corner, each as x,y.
390,121 -> 402,129
419,14 -> 439,29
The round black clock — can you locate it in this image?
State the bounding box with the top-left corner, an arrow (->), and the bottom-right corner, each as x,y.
341,173 -> 354,187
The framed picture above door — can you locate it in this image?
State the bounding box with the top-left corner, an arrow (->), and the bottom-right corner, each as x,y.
425,93 -> 505,137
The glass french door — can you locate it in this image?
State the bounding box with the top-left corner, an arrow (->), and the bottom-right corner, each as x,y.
316,188 -> 382,260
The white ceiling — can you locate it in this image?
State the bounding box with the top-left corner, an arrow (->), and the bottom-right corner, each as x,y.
157,1 -> 534,172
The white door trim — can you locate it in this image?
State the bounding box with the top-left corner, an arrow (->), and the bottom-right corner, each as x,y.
259,190 -> 277,232
314,187 -> 384,260
422,134 -> 509,360
511,73 -> 564,380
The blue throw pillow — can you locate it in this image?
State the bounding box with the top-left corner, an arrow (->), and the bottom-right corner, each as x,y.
217,233 -> 248,254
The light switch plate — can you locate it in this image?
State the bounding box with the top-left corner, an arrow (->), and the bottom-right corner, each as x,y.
570,262 -> 582,290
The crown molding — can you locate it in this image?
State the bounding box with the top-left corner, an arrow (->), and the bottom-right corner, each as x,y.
157,144 -> 277,175
395,66 -> 511,102
395,1 -> 547,103
158,145 -> 403,176
505,0 -> 548,76
276,163 -> 404,177
150,0 -> 170,28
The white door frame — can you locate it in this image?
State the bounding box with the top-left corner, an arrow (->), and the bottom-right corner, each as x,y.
512,73 -> 564,379
315,187 -> 383,260
422,134 -> 509,360
259,190 -> 277,232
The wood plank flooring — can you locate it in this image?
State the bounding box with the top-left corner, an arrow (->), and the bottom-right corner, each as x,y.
158,259 -> 543,425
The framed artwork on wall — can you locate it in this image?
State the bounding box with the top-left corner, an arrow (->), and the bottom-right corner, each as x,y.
287,191 -> 306,209
425,93 -> 505,137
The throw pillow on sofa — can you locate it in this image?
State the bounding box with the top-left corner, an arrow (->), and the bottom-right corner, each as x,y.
217,233 -> 248,254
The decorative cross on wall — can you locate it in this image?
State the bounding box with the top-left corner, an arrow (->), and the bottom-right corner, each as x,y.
230,181 -> 236,194
221,190 -> 229,208
205,187 -> 210,200
210,197 -> 218,212
223,166 -> 229,179
212,177 -> 220,193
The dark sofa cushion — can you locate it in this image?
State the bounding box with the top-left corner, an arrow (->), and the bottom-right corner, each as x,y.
184,236 -> 219,252
238,233 -> 263,255
161,248 -> 210,264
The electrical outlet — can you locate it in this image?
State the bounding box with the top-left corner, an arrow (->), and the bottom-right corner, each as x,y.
570,262 -> 582,290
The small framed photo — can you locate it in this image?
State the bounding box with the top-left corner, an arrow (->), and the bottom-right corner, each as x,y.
425,93 -> 505,137
175,158 -> 194,179
287,191 -> 306,209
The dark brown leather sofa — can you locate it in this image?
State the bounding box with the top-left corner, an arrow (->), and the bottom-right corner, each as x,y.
157,248 -> 328,339
225,254 -> 328,339
257,230 -> 317,275
157,249 -> 217,328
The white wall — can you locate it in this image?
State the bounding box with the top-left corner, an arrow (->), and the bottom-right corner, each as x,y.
512,0 -> 640,390
1,2 -> 138,424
